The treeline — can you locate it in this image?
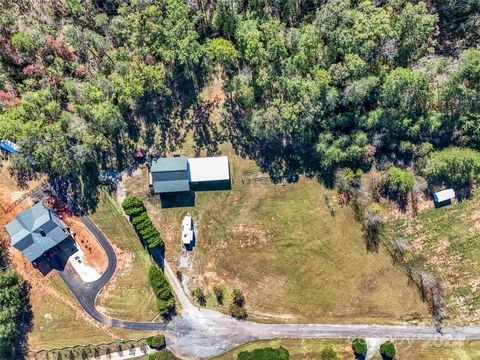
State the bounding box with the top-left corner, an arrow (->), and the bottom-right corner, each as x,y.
122,196 -> 163,248
0,0 -> 480,201
0,266 -> 29,358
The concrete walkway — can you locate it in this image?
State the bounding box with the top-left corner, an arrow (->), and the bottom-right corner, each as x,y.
56,215 -> 480,359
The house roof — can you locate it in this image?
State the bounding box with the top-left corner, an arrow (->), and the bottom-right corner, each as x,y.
151,157 -> 190,193
433,188 -> 455,203
5,202 -> 69,261
187,156 -> 230,183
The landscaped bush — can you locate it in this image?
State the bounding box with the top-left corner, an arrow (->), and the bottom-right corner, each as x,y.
122,195 -> 145,217
149,266 -> 175,317
191,288 -> 206,306
352,338 -> 367,357
379,341 -> 396,359
320,344 -> 340,360
146,335 -> 166,349
149,349 -> 180,360
237,347 -> 289,360
228,303 -> 247,320
213,286 -> 224,305
122,196 -> 163,248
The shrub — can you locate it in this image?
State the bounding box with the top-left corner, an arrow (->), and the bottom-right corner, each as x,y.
191,288 -> 206,306
229,303 -> 247,320
122,195 -> 145,217
320,345 -> 339,360
146,335 -> 166,349
422,147 -> 480,187
149,266 -> 175,317
237,347 -> 289,360
388,166 -> 414,196
232,289 -> 245,307
379,341 -> 396,359
213,286 -> 224,305
352,338 -> 367,357
149,349 -> 180,360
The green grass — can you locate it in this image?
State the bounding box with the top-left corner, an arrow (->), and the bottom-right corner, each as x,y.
125,145 -> 429,324
386,194 -> 480,323
91,190 -> 158,322
214,338 -> 480,360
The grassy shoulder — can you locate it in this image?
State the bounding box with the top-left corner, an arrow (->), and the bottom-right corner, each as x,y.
91,189 -> 158,322
214,338 -> 480,360
124,144 -> 429,324
386,193 -> 480,324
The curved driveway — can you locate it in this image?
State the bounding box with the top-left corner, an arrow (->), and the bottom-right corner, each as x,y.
57,215 -> 480,359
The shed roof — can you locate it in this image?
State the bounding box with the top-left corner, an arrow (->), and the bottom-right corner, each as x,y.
153,179 -> 190,193
433,188 -> 455,203
151,157 -> 188,173
5,202 -> 69,262
188,156 -> 230,183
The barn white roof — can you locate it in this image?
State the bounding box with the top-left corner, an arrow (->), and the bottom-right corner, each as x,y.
188,156 -> 230,183
433,188 -> 455,203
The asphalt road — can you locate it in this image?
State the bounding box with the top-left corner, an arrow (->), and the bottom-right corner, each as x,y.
57,215 -> 480,359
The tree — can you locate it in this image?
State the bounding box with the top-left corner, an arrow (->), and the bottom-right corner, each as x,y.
320,344 -> 340,360
351,338 -> 367,357
146,335 -> 166,349
122,196 -> 145,217
148,266 -> 175,317
231,289 -> 245,307
379,341 -> 396,360
422,147 -> 480,187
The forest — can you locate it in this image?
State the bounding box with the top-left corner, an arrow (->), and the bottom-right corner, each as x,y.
0,0 -> 479,356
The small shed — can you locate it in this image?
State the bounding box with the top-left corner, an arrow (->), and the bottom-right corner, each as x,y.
433,188 -> 456,208
0,139 -> 20,154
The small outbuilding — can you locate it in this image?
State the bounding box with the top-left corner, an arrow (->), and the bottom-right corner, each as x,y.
6,202 -> 71,262
188,156 -> 231,191
150,156 -> 190,194
433,188 -> 456,207
0,139 -> 20,154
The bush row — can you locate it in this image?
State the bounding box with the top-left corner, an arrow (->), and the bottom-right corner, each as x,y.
238,347 -> 289,360
149,265 -> 176,317
122,195 -> 163,248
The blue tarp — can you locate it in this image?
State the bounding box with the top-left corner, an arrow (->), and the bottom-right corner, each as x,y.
0,140 -> 20,153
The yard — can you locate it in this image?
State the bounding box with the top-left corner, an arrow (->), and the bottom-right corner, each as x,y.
386,192 -> 480,324
124,144 -> 429,324
91,189 -> 158,322
215,338 -> 480,360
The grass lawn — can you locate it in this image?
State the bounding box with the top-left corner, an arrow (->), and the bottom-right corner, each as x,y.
215,338 -> 480,360
386,193 -> 480,324
91,189 -> 158,322
124,144 -> 429,324
213,338 -> 353,359
29,273 -> 155,349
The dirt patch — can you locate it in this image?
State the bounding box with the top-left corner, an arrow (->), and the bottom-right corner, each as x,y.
231,223 -> 272,248
48,196 -> 108,273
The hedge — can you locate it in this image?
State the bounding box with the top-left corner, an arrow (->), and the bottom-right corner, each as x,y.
146,335 -> 165,349
149,266 -> 175,317
122,196 -> 163,248
149,349 -> 180,360
237,347 -> 289,360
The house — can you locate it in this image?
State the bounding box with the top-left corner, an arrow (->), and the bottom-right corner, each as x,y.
433,188 -> 456,207
150,156 -> 231,194
5,202 -> 71,263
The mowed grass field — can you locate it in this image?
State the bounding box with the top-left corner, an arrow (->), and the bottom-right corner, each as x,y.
125,144 -> 429,324
215,338 -> 480,360
91,190 -> 158,322
387,193 -> 480,324
29,273 -> 155,349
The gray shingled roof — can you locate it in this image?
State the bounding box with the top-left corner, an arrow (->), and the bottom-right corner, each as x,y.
151,157 -> 190,193
5,202 -> 69,262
